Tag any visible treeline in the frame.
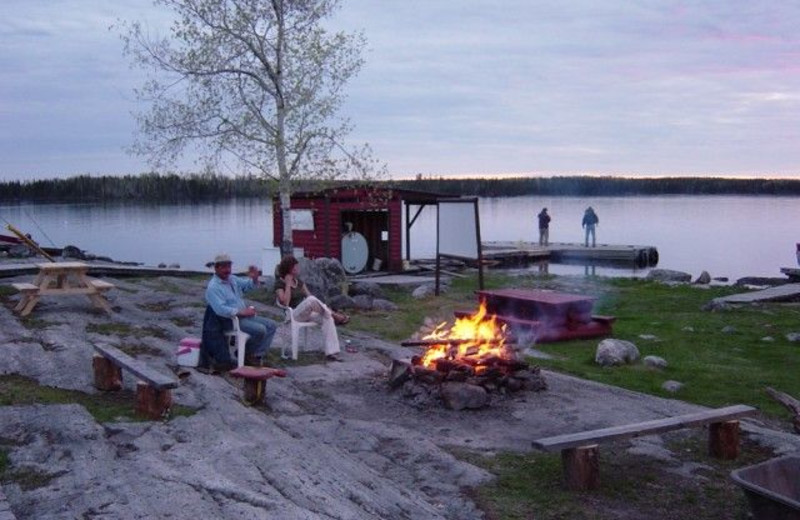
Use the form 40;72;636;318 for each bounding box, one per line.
1;173;799;202
0;173;273;202
391;176;800;197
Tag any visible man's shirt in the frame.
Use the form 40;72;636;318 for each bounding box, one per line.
205;274;255;318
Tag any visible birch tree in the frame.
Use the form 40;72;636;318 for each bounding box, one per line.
122;0;382;254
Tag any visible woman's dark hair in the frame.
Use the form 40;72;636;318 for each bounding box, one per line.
276;255;299;278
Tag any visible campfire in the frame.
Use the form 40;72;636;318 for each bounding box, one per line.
391;302;547;410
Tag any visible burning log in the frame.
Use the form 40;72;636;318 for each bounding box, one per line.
401;338;513;347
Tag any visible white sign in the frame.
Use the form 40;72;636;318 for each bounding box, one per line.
290;209;314;230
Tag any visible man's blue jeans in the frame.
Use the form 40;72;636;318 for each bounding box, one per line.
239;316;277;358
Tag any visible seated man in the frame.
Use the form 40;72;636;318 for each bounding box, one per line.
204;253;277;367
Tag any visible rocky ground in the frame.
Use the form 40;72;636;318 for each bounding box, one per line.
1;268;799;519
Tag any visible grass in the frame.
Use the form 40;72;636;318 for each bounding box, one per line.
117;342;164;358
87;322;169;339
456;434;772;520
532;278;800;418
136;301;172;312
170;316;196;327
0;374;195;423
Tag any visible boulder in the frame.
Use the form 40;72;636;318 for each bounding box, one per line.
643;355;668;369
328;294;356;311
786;332;800;343
646;269;691;283
694;271;711;284
638;334;658;341
761;336;775;342
299;257;347;302
7;244;33;258
372;298;398;311
595;339;640;366
412;285;435;299
440;382;489;410
61;245;86;260
349;281;384;299
662;380;684;393
351;294;374;310
721;326;736;334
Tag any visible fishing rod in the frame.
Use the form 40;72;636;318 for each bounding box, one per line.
24;209;57;247
5;223;55;262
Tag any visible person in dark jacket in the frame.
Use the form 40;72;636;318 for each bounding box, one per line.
582;207;599;247
204;253;277;369
198;305;237;372
537;208;551;246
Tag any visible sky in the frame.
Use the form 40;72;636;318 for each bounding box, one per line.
2;0;800;181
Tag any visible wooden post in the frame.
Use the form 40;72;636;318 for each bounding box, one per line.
93;355;122;391
562;445;599;490
242;379;266;406
708;420;739;459
135;382;172;420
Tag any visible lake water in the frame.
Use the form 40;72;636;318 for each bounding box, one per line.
1;195;797;281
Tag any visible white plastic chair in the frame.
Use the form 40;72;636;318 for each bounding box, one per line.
225;316;251;367
276;300;320;360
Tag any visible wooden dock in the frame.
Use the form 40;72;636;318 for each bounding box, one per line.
780;267;800;282
0;262;209;279
482;241;659;268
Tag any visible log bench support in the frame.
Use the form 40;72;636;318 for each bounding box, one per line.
92;344;178;420
533;404;757;491
229;366;288;406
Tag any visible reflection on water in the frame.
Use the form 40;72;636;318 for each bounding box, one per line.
1;195;798;280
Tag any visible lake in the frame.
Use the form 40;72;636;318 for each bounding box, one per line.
1;195;797;281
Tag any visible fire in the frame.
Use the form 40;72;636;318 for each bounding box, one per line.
419;301;509;368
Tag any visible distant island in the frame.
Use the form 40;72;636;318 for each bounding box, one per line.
0;173;799;202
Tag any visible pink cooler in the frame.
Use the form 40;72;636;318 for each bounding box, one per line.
177;337;201;367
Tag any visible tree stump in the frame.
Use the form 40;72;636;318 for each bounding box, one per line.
562;445;600;490
135;382;172;420
708;420;739;459
93;355;122;391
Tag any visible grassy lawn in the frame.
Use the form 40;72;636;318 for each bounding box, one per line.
346;272;798;519
535;278;800;418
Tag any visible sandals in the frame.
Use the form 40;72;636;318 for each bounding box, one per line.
333;313;350;326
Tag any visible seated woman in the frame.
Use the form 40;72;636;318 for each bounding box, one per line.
274;255;349;362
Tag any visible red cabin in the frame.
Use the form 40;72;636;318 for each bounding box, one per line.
272;186;442;273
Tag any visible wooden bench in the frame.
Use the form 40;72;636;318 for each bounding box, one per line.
531;404;757;490
92;344;178;420
228;366;288;406
11;283;39;312
89;279;115;292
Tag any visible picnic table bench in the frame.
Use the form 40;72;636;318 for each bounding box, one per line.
92;344;178;420
532;404;758;490
13;262;115;316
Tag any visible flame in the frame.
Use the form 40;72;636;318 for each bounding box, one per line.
419;301;508;368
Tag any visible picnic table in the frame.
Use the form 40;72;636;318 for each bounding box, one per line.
474;288;614;342
12;261;115;316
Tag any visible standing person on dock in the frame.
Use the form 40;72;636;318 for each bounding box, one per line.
582;207;599;247
537;208;551;247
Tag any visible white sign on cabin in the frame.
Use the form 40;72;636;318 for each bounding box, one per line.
290;209;314;231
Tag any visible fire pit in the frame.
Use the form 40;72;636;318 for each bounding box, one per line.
391;303;547;410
